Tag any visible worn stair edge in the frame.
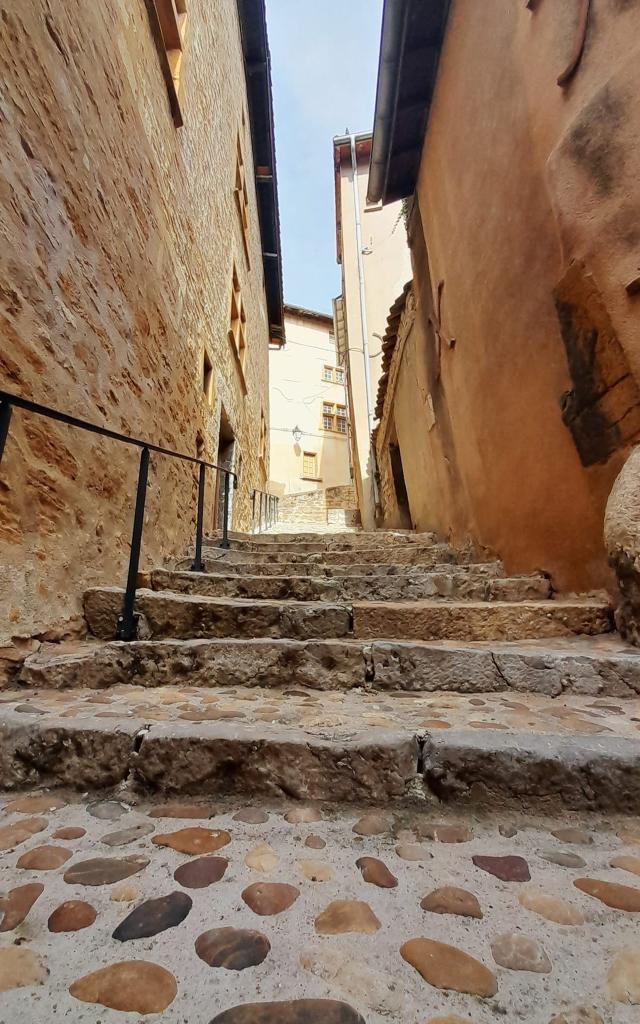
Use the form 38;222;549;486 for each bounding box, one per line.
19;637;640;698
83;587;352;642
151;567;552;604
133;726;419;802
0;716;138;791
1;709;639;810
202;532;439;553
423;730;640;812
186;559;504;579
200;545;464;566
353;600;614;642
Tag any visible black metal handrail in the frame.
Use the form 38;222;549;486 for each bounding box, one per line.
0;389;237;641
251;488;279;534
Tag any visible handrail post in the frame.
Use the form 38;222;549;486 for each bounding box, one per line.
116;446;150;641
191;462;206;572
258;491;263;534
251;489;256;534
219;470;231;549
0;400;12;465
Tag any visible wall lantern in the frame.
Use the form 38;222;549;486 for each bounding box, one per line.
292;425;303;443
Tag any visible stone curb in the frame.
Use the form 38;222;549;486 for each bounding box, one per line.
422;730;640;812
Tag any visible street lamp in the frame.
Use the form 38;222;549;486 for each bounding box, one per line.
292;425;302;443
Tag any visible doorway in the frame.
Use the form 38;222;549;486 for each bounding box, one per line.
388;421;411;529
214;405;237;531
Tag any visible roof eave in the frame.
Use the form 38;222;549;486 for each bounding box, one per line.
237;0;285;344
368;0;451;205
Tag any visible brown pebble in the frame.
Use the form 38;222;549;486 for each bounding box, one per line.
48;900;97;933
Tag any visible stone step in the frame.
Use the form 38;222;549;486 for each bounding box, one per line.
186;557;497;579
151;567;552;604
209;528;431;545
204;531;438;553
201;544;463;566
85;589;610;644
84;588;351;641
20;635;640;698
1;685;639;809
352;600;613;642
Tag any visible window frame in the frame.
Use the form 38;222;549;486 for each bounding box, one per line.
234;133;251;268
321;401;349;434
302;451;318;479
149;0;189;126
228;264;248;393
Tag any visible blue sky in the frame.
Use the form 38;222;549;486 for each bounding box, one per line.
266;0;384;315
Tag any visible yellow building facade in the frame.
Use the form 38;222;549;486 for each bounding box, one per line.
269;306;351;496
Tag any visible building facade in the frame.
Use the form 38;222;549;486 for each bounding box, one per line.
368;0;640;594
333;133;412;530
269;305;351;496
0;0;283;644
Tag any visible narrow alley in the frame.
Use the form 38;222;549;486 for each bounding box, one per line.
2;1;640;1022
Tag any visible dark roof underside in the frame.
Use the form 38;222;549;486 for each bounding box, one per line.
237;0;285;343
368;0;450;205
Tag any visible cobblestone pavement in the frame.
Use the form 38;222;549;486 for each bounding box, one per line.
3;685;639;738
0;792;639;1022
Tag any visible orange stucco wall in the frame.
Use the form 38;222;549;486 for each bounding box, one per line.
392;0;640;592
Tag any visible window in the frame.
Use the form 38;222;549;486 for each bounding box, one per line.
153;0;188;120
321;365;345;384
303;452;317;478
202;349;213;404
234;134;251;266
321;402;348;433
228;264;247;385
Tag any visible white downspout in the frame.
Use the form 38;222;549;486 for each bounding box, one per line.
349;133;380;511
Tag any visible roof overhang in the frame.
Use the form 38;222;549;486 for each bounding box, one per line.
284;303;333;327
368;0;451;205
237;0;285;345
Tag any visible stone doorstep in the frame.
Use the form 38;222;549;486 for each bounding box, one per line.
0;698;639;809
353;600;614;643
83;588;352;642
19;635;640;697
150;568;552;604
200;544;462;566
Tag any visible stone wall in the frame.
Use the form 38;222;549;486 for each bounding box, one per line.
279;486;360;526
0;0;271;643
385;0;640;593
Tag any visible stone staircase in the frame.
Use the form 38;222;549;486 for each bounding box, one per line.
3;528;640;810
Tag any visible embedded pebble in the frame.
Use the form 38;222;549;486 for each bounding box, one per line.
113;892;192;940
356;856;397;889
242;882;300;916
401;937;497;996
574;878;640;912
491;933;552;973
69;960;177;1013
315;900;381;935
48;900;97;933
421;886;482;919
196;927;271;970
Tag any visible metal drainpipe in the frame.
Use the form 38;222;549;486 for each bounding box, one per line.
349;133;380;510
